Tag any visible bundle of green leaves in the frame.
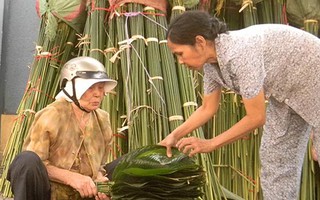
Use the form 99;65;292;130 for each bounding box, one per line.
109;145;206;200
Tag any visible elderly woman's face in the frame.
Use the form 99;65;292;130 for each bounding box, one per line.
79;82;105;111
167;39;207;70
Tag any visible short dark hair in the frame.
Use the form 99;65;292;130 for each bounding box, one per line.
167;11;228;45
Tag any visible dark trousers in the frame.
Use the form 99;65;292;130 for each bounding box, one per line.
7;151;122;200
7;151;51;200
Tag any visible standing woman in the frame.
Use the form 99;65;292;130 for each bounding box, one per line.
160;10;320;200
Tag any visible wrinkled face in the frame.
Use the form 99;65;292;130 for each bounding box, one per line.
79;82;105;111
167;39;207;70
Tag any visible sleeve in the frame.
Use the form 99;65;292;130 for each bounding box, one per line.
203;63;220;94
23;106;60;165
232;37;266;99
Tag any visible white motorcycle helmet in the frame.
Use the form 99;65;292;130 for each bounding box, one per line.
55;56;117;111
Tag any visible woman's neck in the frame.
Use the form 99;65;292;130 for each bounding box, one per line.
207;41;218;64
72;103;91;130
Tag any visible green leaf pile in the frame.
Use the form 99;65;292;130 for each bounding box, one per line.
111;145;206;200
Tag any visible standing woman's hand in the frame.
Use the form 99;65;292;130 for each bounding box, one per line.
176;137;215;157
160;90;222;157
159;133;179;157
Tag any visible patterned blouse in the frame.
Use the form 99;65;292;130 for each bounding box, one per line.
204;24;320;127
23;98;113;198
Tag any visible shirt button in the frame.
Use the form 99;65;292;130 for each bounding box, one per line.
284;99;289;104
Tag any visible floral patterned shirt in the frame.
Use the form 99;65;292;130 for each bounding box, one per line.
23;98;113;198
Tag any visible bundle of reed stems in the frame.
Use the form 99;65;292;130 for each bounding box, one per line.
0;15;79;198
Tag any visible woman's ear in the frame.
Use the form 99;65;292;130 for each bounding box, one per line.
195;35;207;50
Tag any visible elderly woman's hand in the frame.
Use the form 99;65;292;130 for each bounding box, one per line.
94;171;111;200
95;192;111;200
67;172;98;198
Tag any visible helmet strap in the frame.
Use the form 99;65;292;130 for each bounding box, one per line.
62;79;90;113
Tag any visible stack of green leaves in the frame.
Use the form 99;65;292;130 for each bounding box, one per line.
110;145;205;200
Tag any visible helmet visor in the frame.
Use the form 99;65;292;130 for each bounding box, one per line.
76;71;109;79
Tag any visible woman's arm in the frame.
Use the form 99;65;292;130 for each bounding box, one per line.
177;89;266;156
173;88;222;138
210;89;266;147
160;88;222;156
